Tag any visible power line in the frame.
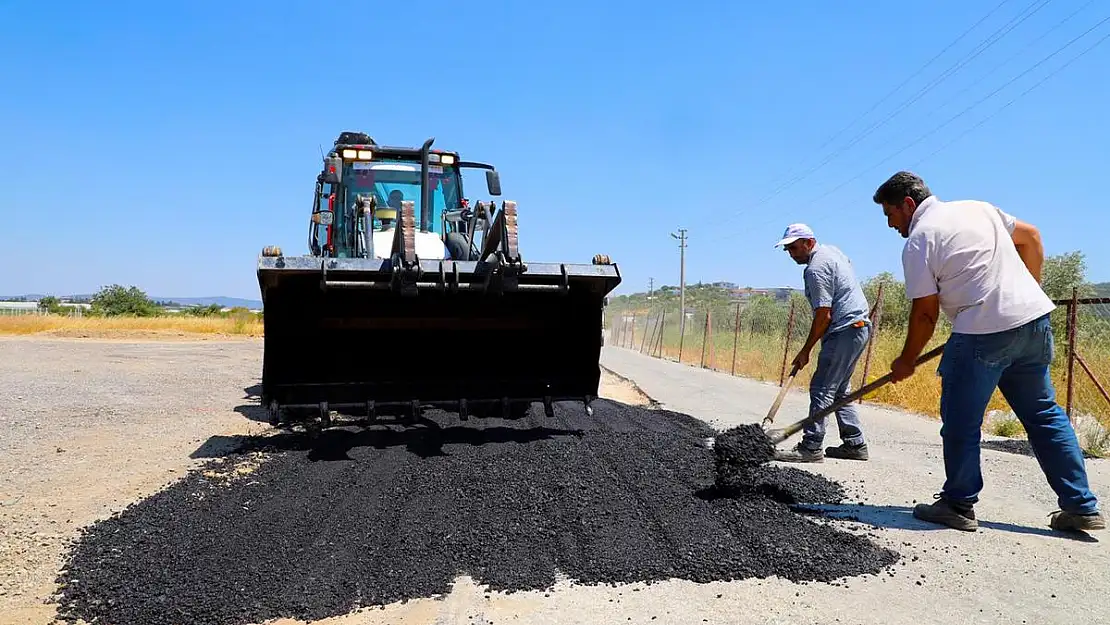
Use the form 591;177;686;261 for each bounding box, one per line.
798;12;1110;208
771;0;1017;184
901;0;1099;128
714;0;1054;231
909;25;1110;169
705;12;1110;243
763;0;1042;199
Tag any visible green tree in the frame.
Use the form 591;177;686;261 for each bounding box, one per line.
89;285;158;317
184;303;224;317
38;296;62;314
743;293;788;335
862;272;908;332
1041;251;1095;300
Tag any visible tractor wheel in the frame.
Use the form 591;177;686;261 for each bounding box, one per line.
445;232;474;261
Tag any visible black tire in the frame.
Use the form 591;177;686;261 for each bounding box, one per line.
445;232;474;261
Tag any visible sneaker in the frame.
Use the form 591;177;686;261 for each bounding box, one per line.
825;442;869;461
913;495;978;531
1049;510;1106;532
774;444;824;463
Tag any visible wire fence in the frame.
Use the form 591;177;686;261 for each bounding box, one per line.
0;307;86;317
605;286;1110;452
1063;295;1110;452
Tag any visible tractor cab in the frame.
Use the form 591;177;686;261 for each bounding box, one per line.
309;133;502;262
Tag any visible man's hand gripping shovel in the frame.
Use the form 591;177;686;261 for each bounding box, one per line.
762;344;946;446
762;363;801;429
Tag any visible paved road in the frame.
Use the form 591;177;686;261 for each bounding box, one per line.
601;345;1110;625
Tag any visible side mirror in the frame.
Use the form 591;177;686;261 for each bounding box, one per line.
486;170;502;196
323;156;343;184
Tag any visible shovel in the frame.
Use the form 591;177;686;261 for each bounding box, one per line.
762;363;800;428
763;343;946;445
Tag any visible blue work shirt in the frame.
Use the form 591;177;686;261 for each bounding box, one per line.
802;243;871;334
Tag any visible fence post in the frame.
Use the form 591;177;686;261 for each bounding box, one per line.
648;313;662;355
858;281;885;403
731;302;741;376
638;312;651;353
678;310;687;363
652;308;661;357
629;313;636;349
1066;287;1078;421
780;299;796;385
700;310;712;368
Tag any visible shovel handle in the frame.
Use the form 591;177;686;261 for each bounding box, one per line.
767;343;946;444
762;363;800;426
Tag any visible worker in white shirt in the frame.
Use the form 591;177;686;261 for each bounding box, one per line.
873;170;1103;533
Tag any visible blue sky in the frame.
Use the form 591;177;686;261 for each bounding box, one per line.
2;0;1108;300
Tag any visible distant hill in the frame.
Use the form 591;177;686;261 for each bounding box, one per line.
1093;282;1110;298
1;294;263;309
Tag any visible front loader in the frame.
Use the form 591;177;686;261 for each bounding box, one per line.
256;131;621;429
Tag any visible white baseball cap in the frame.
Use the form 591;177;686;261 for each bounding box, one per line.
774;223;816;247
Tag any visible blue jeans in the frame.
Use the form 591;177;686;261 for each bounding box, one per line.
801;322;870;451
937;313;1099;514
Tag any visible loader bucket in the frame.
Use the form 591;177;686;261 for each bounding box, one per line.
256;254;621;420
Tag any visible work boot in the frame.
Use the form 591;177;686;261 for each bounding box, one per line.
1048;510;1107;532
773;444;824;463
913;495;978;531
825;442;869;461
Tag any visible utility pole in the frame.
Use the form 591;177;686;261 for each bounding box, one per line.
670;228;687;338
648;277;654;304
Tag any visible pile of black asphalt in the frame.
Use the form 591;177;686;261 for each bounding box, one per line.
712;423;777;473
52;400;900;625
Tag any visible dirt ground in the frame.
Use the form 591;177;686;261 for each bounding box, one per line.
0;336;656;625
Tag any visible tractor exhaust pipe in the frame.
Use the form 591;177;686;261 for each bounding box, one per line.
420;137;434;232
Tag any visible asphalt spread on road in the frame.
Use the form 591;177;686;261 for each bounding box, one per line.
52;400;900;625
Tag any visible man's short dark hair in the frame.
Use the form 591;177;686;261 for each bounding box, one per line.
873;171;931;206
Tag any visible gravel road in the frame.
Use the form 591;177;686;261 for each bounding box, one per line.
601;345;1110;625
5;335;1105;625
0;336;890;625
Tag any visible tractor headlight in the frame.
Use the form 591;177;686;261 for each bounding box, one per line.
440;154;455;165
340;149;373;160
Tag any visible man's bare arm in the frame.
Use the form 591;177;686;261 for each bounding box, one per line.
899;295;940;362
801;307;831;355
891;294;941;382
1011;220;1045;283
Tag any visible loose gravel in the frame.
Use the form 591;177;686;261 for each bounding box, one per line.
712;423;776;480
713;465;847;506
53;401;899;625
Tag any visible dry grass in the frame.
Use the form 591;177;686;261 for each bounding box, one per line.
0;314;263;338
629;322;1108;431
